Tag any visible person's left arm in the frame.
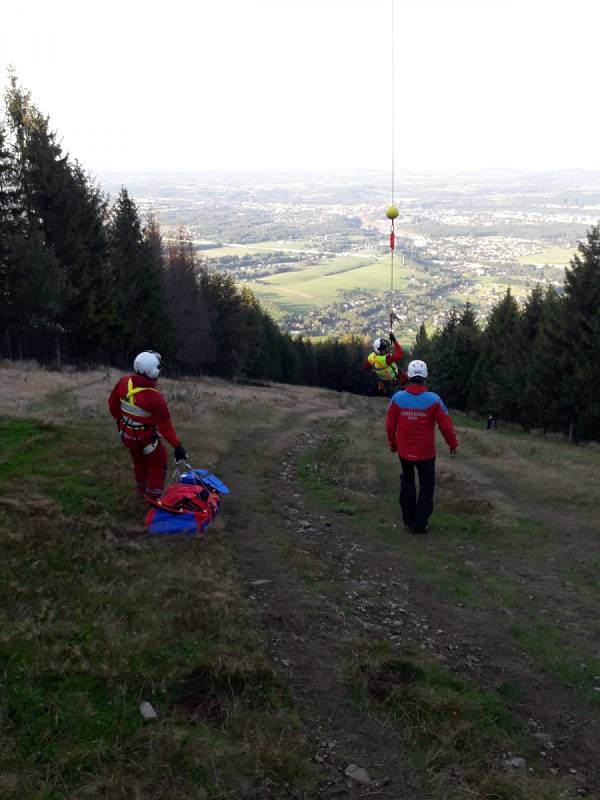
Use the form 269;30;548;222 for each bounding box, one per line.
386;335;404;365
150;392;182;448
434;398;458;453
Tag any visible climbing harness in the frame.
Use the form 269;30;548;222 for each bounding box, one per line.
368;352;400;384
119;378;160;452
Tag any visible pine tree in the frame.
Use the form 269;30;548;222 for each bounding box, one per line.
165;225;206;369
412;322;430;361
108;190;171;360
296;336;318;385
5;75;111;359
143;215;174;357
468;290;522;419
0;117;63;359
558;225;600;439
522;288;566;432
427;306;480;410
197;269;245;378
521;284;545;345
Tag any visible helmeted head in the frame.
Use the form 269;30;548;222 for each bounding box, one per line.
133;351;162;380
407;359;428;379
373;337;391;355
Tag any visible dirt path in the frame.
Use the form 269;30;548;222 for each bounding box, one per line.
214;405;599;799
221;411;426;799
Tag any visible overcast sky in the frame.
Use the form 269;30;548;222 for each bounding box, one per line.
3;0;599;174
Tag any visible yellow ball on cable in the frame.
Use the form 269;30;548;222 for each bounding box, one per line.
386;205;399;220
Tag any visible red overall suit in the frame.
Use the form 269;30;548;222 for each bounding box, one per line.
108;374;182;501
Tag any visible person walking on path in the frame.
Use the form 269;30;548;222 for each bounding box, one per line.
108;351;187;503
386;359;457;534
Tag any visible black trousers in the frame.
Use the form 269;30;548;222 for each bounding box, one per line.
399;457;436;532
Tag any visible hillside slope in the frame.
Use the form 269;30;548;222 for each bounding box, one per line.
0;363;597;800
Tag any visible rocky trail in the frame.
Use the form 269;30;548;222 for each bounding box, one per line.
220;409;600;799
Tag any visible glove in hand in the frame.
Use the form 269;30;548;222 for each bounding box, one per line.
174;444;187;462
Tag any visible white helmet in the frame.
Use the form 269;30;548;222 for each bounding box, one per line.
133;351;162;380
407;359;428;379
373;337;390;355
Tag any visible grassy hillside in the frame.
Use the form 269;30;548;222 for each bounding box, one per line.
0;363;597;800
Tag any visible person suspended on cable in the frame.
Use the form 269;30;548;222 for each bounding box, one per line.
364;331;407;389
108;351;188;503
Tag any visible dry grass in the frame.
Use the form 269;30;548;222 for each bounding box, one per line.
454;425;600;520
1;364;598;800
0;366;317;799
298;406;600;717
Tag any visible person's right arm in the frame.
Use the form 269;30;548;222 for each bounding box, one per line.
108;380;123;420
386;400;399;452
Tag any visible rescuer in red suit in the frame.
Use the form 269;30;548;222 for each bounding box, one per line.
108;351;187;502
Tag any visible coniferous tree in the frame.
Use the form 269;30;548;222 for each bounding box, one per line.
197;269;246;378
427;307;480;410
108;190;171;360
557;226;600;439
5;75;111;359
296;336;318;386
468;290;522;419
0;117;63;359
0;122;16;347
281;332;303;384
520;284;545;345
165;225;206;369
235;286;268;379
143;215;173;357
412;322;430;362
522;287;565;432
259;316;285;382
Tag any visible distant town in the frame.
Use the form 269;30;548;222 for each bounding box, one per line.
99;168;600;342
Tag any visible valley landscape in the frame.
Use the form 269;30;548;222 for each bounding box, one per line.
99;168;600;341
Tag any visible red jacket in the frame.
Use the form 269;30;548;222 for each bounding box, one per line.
386;384;458;461
108;374;181;449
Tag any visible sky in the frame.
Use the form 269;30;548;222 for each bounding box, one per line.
2;0;600;174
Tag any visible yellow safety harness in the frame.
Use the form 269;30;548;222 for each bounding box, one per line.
119;379;160;454
368;352;399;383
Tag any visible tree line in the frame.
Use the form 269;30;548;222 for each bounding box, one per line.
412;227;600;442
0;75;371;389
1;75;599;441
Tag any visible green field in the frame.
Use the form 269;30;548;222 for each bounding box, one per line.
245;255;418;311
199;240;318;259
517;246;576;266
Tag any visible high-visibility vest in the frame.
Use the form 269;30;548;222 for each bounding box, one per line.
119;379;161;454
119;378;157;421
368;352;399;383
